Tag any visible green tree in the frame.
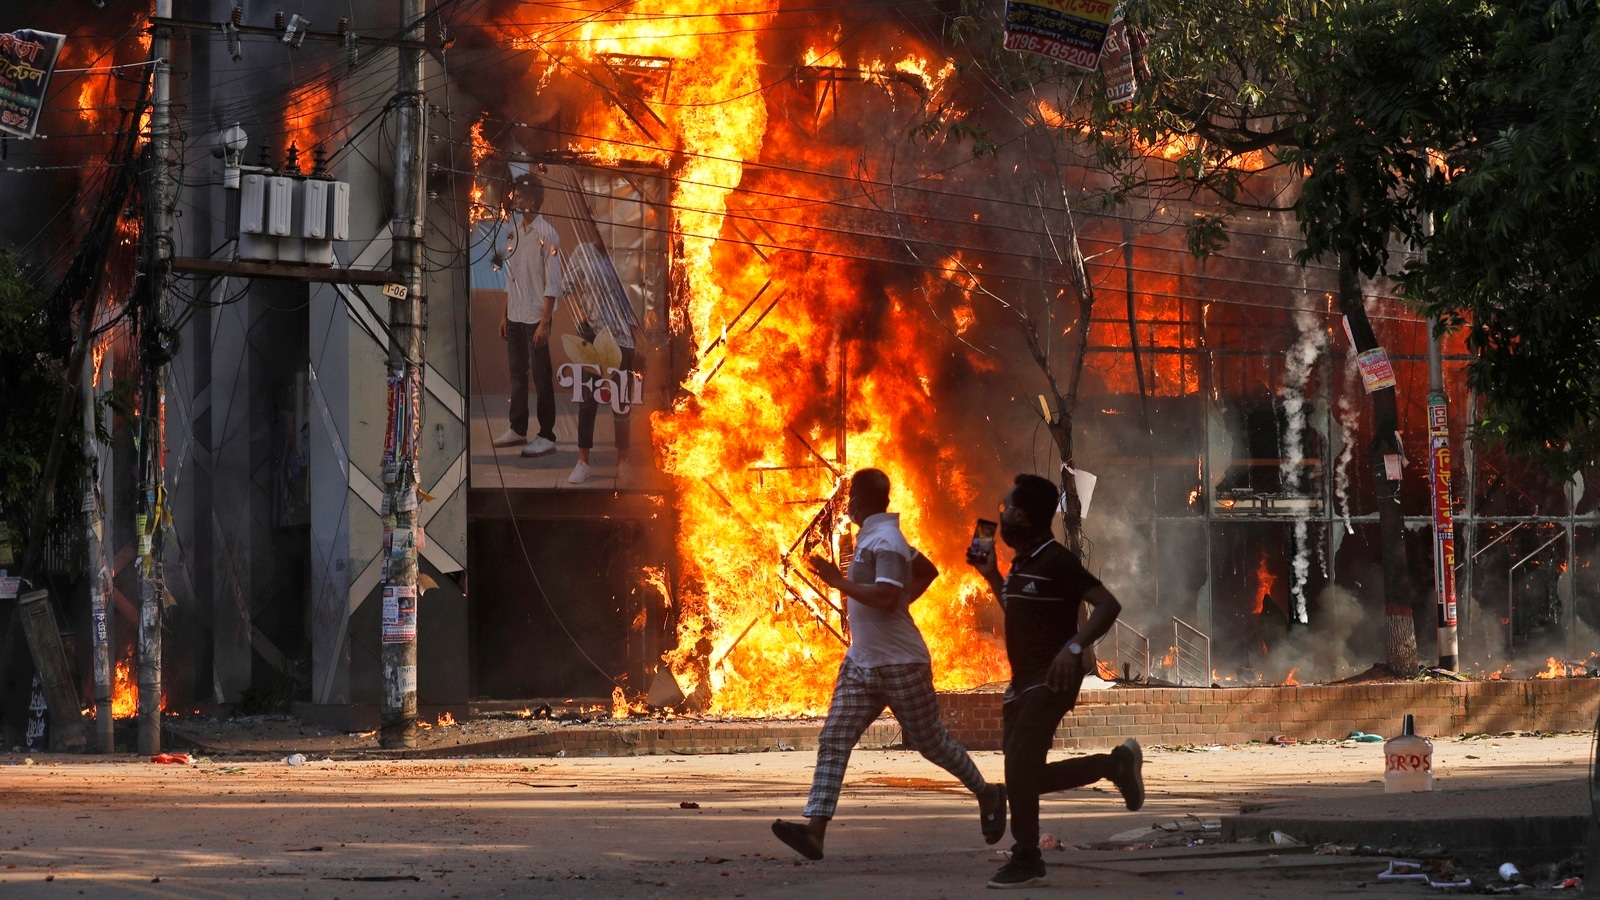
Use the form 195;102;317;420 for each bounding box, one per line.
1389;0;1600;476
0;248;82;559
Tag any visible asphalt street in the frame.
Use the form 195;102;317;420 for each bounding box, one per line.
0;733;1589;898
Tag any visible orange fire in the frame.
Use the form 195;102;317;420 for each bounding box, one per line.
1254;551;1276;615
1534;657;1567;679
469;118;493;223
482;1;1013;715
478;2;1260;716
436;711;457;727
281;81;336;167
1097;659;1118;680
1284;668;1300;686
107;653;166;718
611;684;652;719
1161;647;1176;668
111;657;138;719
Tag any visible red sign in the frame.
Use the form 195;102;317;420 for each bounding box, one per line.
1428;398;1458;627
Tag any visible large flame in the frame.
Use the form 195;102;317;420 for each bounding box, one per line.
470;2;1254;715
495;2;1013;715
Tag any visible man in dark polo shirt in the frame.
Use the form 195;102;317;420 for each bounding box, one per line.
970;473;1145;889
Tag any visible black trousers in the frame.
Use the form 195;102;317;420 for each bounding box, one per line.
506;320;556;442
576;344;634;452
1003;681;1118;866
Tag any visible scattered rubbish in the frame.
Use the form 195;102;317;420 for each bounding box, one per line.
703;856;729;864
323;875;422;882
287;846;324;853
284;753;307;766
1039;833;1064;850
1314;843;1355;855
679;801;700;809
23;757;35;765
1269;734;1298;746
1429;876;1472;889
509;782;577;789
149;753;192;765
1346;732;1385;743
1425;668;1467;682
1270;831;1304;846
1554;877;1582;890
1499;863;1521;882
1378;861;1430;882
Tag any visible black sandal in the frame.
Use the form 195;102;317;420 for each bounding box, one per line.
981;784;1008;845
771;819;824;860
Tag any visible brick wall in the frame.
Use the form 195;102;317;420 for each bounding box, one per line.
937;679;1600;750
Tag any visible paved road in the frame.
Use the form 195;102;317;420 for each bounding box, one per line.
0;733;1589;898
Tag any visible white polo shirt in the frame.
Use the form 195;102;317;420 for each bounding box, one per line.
501;212;562;325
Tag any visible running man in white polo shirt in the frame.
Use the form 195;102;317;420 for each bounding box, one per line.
771;468;1006;860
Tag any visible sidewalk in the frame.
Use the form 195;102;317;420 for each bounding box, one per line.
1223;777;1589;865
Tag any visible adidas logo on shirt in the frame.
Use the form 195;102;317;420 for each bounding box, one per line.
1022;581;1038;594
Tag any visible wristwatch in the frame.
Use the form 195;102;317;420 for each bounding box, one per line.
1067;641;1084;656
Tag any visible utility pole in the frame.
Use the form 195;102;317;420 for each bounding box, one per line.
139;0;177;755
84;351;114;753
1426;323;1459;671
379;0;428;749
1420;213;1458;672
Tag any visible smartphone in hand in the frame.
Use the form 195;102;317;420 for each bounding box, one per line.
966;518;997;565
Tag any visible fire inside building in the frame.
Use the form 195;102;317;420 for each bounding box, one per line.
0;0;1596;749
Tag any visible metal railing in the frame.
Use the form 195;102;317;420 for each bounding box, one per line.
1172;616;1211;687
1098;620;1149;684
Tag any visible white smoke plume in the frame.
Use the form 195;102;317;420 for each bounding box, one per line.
1333;335;1359;536
1280;299;1322;623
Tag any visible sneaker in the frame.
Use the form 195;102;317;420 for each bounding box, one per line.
1110;738;1145;811
520;436;556;457
568;460;590;484
491;427;525;448
986;859;1046;889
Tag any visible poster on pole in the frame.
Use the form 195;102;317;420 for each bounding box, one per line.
1356;347;1398;392
0;30;66;138
1427;397;1458;627
1002;0;1119;71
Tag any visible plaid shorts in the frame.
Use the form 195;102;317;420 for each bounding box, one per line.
802;658;987;819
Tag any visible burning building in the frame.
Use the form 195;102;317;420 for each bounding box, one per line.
2;0;1597;745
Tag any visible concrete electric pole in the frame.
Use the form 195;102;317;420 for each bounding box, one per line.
138;0;177;756
1426;322;1459;672
379;0;428;749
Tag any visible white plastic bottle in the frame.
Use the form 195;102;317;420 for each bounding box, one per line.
1384;714;1433;793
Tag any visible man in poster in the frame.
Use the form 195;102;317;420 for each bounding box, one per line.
491;173;564;458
